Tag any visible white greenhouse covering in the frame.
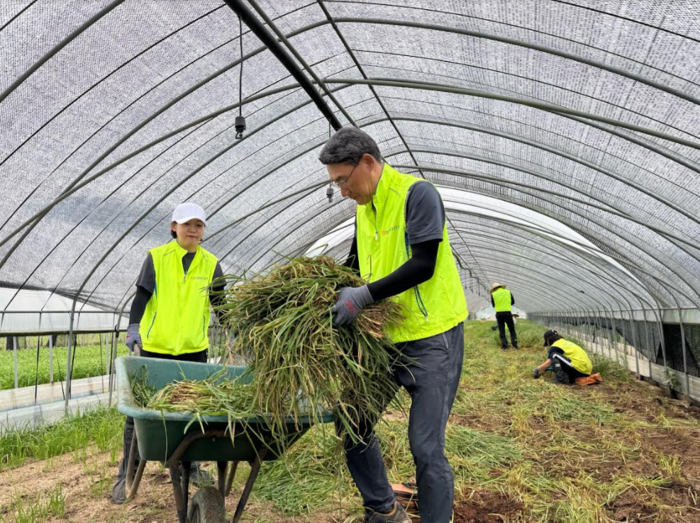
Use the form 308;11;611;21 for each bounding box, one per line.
0;287;128;333
1;0;699;333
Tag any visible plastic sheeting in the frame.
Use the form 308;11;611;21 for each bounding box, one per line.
0;287;128;333
2;0;700;331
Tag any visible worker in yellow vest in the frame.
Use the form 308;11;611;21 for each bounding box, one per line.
111;202;225;504
534;330;601;385
320;127;467;523
490;283;518;349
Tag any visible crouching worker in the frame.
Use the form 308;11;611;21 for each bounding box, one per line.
533;330;601;385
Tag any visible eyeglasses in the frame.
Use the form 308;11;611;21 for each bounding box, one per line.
331;162;358;188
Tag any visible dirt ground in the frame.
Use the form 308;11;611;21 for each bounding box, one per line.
0;449;341;523
3;353;700;522
543;380;700;523
453;490;524;522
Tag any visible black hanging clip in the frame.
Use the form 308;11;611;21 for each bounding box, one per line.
235;115;246;139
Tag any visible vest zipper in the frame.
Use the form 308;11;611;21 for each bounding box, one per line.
147;312;157;339
372;202;379;241
413;287;429;322
404;232;429;322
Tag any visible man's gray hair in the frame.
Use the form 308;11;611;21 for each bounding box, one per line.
318;127;383;166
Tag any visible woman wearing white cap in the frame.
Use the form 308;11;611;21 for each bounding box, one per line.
111;202;225;504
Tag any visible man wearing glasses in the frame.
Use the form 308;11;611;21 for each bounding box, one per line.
319;127;467;523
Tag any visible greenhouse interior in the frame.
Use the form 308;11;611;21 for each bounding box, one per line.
1;1;700;522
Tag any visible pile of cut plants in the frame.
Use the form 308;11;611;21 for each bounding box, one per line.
133;256;404;444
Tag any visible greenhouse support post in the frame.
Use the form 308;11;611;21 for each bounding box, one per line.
49;335;54;384
65;317;75;412
610;309;619;360
627;308;641;379
677;304;690;395
108;326;118;407
100;332;105;393
655;307;668;370
105;332;110;393
13;336;18;389
643;308;653;378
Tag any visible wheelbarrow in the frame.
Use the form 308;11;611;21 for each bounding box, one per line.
115;356;335;523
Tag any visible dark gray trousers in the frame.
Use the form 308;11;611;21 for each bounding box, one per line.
344;322;464;523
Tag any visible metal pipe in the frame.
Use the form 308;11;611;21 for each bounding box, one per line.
669;297;691;395
448;227;656;313
65;320;74;411
13;336;18;389
329;17;700;108
643;308;653;378
222;0;343;130
598;310;608;357
325;78;700;150
0;0;125;105
49;335;54;384
628;308;641;379
395;150;700;254
680;308;690;396
596;309;608;357
108;327;118;407
447;210;700;310
394;160;700;254
442;219;660;314
100;332;105;393
656;307;668;370
0;77;324;259
246;0;356;127
610;309;619;360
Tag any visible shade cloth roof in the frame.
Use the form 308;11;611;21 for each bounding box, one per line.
2;0;699;330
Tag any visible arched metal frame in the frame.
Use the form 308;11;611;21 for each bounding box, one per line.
2;1;700;402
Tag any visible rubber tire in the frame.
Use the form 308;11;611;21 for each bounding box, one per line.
187;487;226;523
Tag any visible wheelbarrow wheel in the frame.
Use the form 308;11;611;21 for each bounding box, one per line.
187;487;226;523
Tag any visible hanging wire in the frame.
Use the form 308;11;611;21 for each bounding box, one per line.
238;14;243;117
326;121;334;202
235;13;246;139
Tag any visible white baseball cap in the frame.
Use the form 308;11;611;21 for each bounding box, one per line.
172;202;207;226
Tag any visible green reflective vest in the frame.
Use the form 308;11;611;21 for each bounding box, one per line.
551;339;592;375
492;287;512;312
139;242;218;356
356;164;468;343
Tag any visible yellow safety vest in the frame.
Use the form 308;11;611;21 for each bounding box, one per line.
492;287;512;312
551;339;593;375
356;164;468;342
139;242;218;356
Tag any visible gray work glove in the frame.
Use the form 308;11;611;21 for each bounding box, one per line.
332;286;374;326
125;323;141;352
533;367;540;379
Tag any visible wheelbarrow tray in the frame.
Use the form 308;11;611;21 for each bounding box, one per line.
115;356;334;463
